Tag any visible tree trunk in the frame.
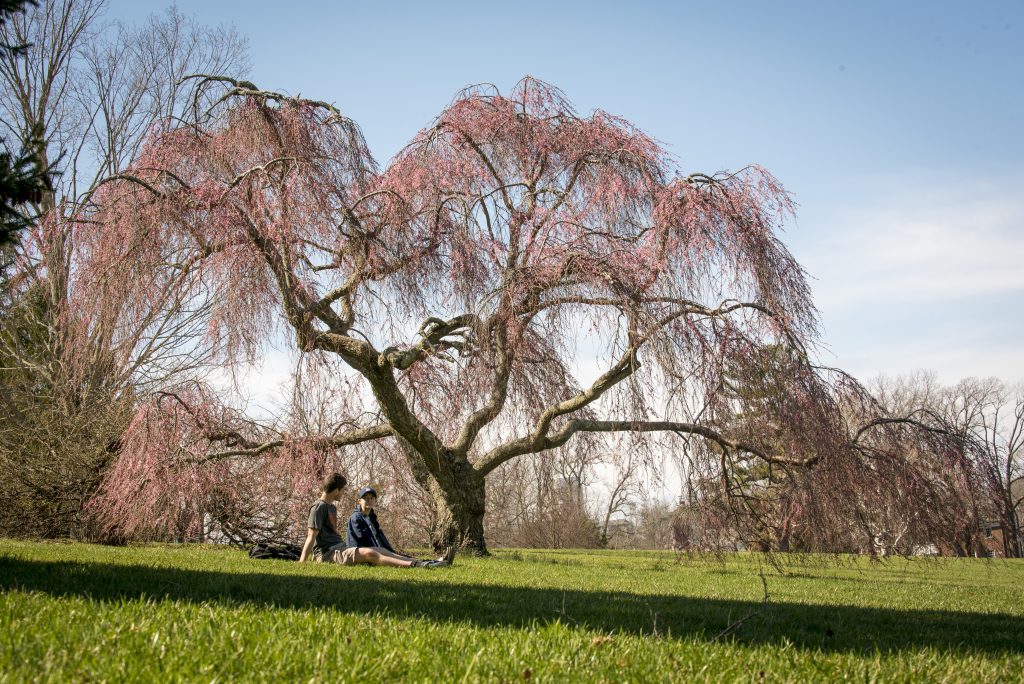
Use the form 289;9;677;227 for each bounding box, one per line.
1001;497;1022;558
428;471;488;560
394;438;489;561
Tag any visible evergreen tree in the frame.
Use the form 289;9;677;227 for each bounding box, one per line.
0;1;51;248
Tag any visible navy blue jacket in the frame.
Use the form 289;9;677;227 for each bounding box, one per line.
346;505;394;552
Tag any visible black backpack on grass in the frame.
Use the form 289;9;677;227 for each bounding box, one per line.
248;542;302;561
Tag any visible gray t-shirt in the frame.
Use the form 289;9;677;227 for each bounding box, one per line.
308;500;343;553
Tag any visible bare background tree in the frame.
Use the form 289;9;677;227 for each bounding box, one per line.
941;377;1022;557
0;0;249;539
598;442;644;547
668;371;1021;558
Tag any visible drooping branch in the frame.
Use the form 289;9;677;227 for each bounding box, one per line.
183;74;354;127
151;388;394;464
197;423;394;463
477;417;817;478
499;300;777;460
851;410;966;448
524;297;775;321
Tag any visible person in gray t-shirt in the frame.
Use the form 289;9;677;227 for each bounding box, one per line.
307;497;345;557
299;472;444;568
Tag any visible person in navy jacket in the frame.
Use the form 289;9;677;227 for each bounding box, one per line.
347;487;449;567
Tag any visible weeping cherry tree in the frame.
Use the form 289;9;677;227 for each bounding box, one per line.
87;76;908;556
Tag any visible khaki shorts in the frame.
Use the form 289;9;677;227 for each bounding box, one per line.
315;544;359;566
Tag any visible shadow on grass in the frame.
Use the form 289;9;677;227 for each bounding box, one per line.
1;555;1022;655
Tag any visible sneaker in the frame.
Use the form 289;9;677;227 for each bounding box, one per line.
425;560;450;568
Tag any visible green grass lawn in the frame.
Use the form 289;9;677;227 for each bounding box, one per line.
1;541;1023;682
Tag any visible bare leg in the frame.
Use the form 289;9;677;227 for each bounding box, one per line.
371;547;420;562
353;548;416;567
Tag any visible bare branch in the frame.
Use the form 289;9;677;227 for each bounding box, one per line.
197;423;394;464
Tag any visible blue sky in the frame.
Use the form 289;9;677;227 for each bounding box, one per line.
110;0;1024;385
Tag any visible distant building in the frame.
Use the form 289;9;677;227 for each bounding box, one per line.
606;518;635;537
975;478;1024;558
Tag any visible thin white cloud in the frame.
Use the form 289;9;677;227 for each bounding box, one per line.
802;174;1024;311
796;171;1024;383
828;338;1023;386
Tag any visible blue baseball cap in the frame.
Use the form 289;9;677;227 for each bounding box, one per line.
357;487;378;499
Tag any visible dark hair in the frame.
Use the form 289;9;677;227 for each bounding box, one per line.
322;472;347;493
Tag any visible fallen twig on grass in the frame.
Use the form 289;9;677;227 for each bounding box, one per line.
713;568;770;641
553;590;579;624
